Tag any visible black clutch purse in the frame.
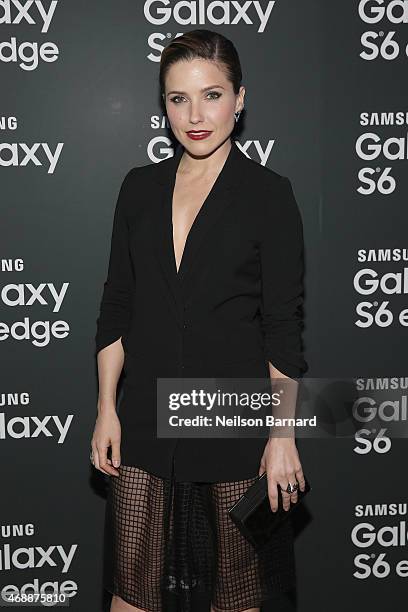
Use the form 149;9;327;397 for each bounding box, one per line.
228;472;311;550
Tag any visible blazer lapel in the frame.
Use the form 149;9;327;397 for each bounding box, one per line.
152;140;243;326
151;143;184;327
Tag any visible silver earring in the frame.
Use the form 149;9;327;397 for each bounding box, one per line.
234;111;241;123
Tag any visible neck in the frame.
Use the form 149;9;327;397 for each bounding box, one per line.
177;138;232;179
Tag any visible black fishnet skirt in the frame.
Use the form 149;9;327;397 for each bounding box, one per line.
103;456;296;612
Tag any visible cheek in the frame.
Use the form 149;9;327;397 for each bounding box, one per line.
167;106;184;125
208;102;234;123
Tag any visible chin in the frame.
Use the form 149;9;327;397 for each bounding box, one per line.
181;136;228;157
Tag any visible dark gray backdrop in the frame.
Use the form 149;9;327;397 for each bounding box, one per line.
1;0;406;610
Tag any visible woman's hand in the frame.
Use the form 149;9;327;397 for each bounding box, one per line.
258;438;306;512
91;402;121;477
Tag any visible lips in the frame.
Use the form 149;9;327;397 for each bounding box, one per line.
186;131;212;140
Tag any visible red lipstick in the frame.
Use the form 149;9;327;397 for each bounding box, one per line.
186;131;212;140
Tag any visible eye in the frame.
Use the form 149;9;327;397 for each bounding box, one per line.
169;95;185;104
169;91;222;104
206;91;222;100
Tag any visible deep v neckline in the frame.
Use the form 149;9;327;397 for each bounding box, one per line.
170;144;232;277
171;176;211;276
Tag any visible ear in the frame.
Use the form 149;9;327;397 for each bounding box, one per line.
236;85;246;113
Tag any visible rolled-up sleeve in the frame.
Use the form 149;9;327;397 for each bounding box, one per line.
260;175;308;379
95;168;136;356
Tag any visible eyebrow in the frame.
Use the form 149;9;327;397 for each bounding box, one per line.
166;85;225;96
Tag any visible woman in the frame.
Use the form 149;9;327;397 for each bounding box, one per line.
92;29;308;612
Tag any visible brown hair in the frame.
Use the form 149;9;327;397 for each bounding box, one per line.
159;29;242;99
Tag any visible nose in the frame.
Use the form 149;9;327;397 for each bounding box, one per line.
189;100;204;124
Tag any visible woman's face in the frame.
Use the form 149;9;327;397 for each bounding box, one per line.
164;58;244;155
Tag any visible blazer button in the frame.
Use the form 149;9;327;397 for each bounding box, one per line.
183;323;187;329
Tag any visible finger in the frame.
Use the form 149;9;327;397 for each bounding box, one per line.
97;445;116;476
290;488;299;503
258;454;266;477
279;483;292;511
105;457;120;477
93;448;105;473
91;443;97;469
99;446;119;476
289;490;298;504
287;472;299;503
295;467;306;492
267;475;279;513
111;441;121;469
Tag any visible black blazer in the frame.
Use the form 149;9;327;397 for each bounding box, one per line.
95;139;308;481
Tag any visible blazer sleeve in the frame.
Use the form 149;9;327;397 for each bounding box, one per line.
260;175;308;379
94;168;136;356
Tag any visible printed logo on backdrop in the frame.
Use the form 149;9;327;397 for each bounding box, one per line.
0;392;73;444
0;522;78;606
0;259;70;347
354;248;408;329
0;115;63;173
146;134;276;164
0;0;59;71
357;111;408;195
144;0;277;61
353;377;408;455
352;501;408;579
359;0;408;61
0;1;64;173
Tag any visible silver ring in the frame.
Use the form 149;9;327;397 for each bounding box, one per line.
286;482;299;494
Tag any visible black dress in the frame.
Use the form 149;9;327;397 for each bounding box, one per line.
102;462;297;612
96;140;307;611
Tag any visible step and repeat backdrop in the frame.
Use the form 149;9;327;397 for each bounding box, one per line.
1;1;406;610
